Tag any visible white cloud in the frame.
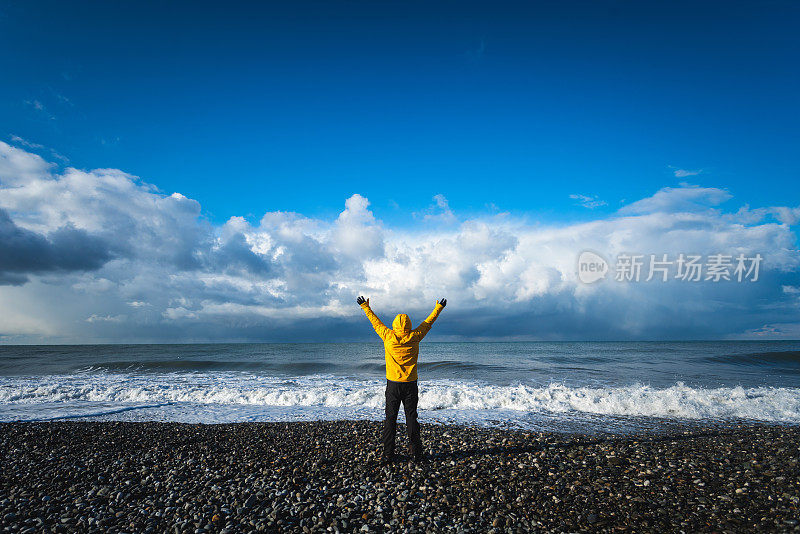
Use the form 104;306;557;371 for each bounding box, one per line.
569;194;607;209
9;135;44;150
332;193;383;258
733;322;800;339
86;314;126;323
417;194;457;224
0;141;799;341
619;183;731;215
24;99;56;121
0;142;53;186
163;307;198;320
25;100;45;112
673;168;701;178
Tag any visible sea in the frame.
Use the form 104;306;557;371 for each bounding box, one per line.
1;341;799;434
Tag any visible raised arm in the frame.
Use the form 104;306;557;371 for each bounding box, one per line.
357;296;391;341
412;298;446;341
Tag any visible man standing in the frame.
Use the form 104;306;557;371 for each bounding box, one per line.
356;296;447;464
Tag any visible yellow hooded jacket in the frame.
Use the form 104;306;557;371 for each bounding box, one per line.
360;301;445;382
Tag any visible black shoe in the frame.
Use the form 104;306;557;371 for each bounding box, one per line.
380;455;394;466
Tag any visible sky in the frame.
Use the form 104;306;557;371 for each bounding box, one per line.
0;1;799;342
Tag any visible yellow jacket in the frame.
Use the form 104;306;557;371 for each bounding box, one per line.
360;301;445;382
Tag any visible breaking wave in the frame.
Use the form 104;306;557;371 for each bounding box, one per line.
1;373;799;424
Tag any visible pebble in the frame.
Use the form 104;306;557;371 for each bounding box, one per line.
0;420;799;533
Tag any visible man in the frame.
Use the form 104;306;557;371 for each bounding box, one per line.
356;295;447;464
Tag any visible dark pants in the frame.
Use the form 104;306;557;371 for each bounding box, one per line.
382;379;423;459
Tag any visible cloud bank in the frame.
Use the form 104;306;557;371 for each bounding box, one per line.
0;141;799;342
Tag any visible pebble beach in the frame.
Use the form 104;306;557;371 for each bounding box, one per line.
1;421;799;533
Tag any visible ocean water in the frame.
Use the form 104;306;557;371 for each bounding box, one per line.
1;342;799;434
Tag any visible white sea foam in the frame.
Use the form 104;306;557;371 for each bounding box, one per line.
2;373;799;426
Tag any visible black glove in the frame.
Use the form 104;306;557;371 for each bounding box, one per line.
356;296;366;305
438;298;447;307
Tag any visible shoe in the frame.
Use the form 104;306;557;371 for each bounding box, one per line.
380;455;394;466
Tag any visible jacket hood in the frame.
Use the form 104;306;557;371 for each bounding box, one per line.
392;313;412;334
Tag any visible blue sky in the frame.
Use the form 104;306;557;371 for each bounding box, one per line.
2;1;799;226
0;1;799;342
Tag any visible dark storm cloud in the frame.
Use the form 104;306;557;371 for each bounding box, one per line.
0;208;112;285
207;233;274;276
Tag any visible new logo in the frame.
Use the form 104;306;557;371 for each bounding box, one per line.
577;251;609;284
